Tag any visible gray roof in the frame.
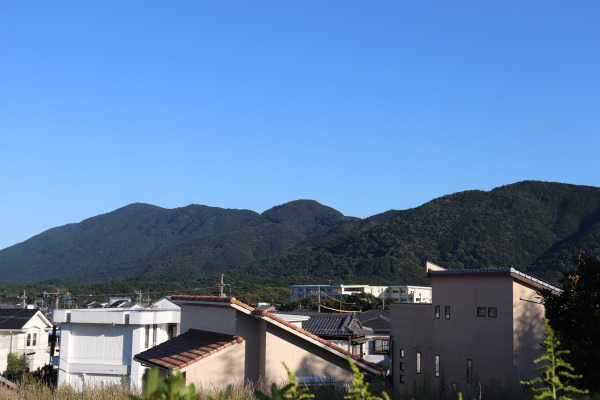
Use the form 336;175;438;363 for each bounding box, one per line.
428;267;561;293
0;309;40;330
357;310;390;333
298;313;373;338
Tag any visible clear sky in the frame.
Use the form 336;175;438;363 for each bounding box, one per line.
1;1;598;250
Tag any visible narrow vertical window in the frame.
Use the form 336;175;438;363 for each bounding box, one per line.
400;349;405;358
435;305;440;319
445;305;451;319
32;333;37;347
27;333;31;347
416;352;421;374
435;355;440;377
167;324;177;340
145;325;150;348
467;359;473;383
152;324;158;347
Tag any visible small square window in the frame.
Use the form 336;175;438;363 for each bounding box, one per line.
488;307;497;318
477;307;486;317
374;340;390;354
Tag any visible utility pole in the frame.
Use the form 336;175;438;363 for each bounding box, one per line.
216;274;230;297
43;290;71;310
318;285;321;313
18;290;27;309
134;290;143;303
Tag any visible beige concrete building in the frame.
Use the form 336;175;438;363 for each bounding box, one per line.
135;296;382;388
390;261;560;392
290;284;432;303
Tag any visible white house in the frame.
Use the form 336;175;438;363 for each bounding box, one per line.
0;309;53;374
53;304;180;390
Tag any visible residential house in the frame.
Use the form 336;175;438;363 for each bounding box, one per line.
53;303;180;390
357;309;390;369
0;309;53;374
134;296;383;388
273;311;374;358
390;261;561;391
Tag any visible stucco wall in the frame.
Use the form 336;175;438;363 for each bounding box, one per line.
185;343;246;387
263;322;355;386
391;274;518;391
512;281;546;380
179;304;236;335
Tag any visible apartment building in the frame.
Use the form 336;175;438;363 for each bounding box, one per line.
290;284;432;303
390;261;560;392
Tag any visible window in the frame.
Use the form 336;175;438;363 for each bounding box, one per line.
399;374;404;383
445;306;451;319
145;325;150;348
488;307;497;318
467;359;473;383
435;305;440;319
374;339;390;354
416;352;421;374
152;324;158;347
477;307;486;317
399;361;404;371
400;349;405;358
27;333;37;347
167;324;177;340
435;355;440;377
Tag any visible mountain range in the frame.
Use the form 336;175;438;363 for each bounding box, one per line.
1;181;599;287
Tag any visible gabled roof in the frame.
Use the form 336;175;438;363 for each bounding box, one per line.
134;329;243;371
171;296;383;374
286;312;373;338
357;310;390;333
0;309;50;330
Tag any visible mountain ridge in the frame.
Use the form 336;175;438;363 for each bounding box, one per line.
1;181;599;285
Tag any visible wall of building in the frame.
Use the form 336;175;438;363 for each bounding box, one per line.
512;281;546;380
185;343;246;387
263;322;355;386
179;304;236;335
392;275;519;392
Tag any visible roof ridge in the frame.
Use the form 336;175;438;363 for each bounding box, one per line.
173;296;383;373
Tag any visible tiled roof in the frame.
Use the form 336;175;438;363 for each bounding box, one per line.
0;309;39;330
134;329;243;371
357;310;390;333
299;313;373;338
171;296;383;374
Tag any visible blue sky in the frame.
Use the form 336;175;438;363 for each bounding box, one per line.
1;1;598;250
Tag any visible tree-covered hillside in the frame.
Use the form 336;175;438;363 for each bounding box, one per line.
234;181;600;286
1;181;599;287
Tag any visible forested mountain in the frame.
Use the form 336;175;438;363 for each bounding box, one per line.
1;181;599;287
240;181;600;286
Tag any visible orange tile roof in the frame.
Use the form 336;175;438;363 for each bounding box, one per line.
134;329;243;371
171;295;383;374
